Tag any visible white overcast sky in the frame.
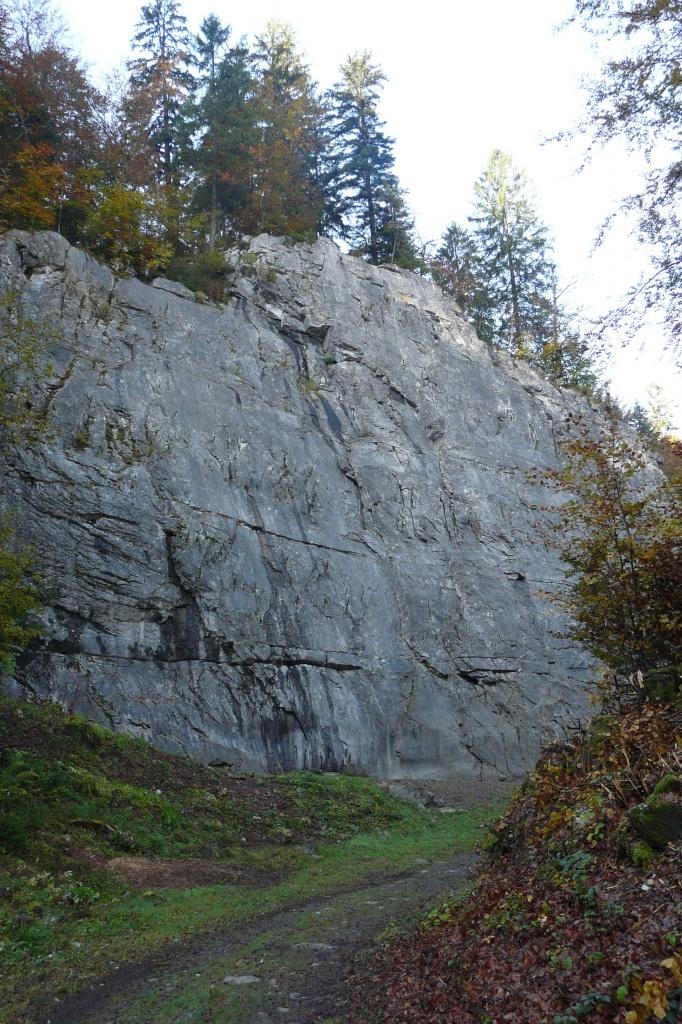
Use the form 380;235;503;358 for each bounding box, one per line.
55;0;682;431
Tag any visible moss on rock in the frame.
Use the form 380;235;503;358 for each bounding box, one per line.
628;796;682;849
641;665;682;704
630;839;654;871
651;773;681;799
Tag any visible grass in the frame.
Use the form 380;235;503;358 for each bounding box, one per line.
0;696;502;1023
297;375;321;398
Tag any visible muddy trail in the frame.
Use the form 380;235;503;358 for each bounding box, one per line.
45;852;476;1024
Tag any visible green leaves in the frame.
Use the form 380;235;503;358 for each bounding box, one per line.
469;149;554;357
0;515;41;674
536;409;682;674
0;301;52;672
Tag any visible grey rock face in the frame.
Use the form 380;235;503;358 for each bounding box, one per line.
0;229;595;779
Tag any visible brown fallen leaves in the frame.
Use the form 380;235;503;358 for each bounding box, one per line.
357;696;682;1024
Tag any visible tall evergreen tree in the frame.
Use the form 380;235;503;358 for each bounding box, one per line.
195;13;229;85
327;51;398;263
128;0;194;189
432;223;493;337
373;181;420;269
469;149;553;357
192;15;254;248
237;21;323;238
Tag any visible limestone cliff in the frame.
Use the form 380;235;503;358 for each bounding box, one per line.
0;229;594;778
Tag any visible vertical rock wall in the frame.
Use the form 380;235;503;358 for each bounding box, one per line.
0;229;594;778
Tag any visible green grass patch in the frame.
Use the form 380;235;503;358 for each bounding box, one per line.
0;695;502;1023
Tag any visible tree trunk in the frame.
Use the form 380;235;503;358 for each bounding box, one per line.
504;232;522;353
359;107;378;263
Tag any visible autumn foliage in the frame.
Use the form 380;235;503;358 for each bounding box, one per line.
533;412;682;676
359;691;682;1024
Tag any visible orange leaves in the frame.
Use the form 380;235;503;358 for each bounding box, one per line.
0;143;66;229
623;960;682;1023
84;183;173;276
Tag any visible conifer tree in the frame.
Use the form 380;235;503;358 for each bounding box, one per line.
469;150;553;357
432;223;493;338
327;51;400;263
192;15;254;248
194;13;229;249
128;0;194;189
238;21;323;238
373;181;420;269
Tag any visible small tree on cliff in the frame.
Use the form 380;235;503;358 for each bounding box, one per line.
533;410;682;676
0;300;49;671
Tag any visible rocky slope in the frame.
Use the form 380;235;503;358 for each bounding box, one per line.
0;229;594;778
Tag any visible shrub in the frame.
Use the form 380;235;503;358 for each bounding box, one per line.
166;249;230;301
532;410;682;675
0;517;41;674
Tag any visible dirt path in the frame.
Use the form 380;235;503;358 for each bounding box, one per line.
46;852;477;1024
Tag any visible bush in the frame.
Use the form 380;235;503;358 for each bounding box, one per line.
166;249;230;301
0;517;41;674
533;410;682;675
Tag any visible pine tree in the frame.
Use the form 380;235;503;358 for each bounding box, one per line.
469;150;553;357
238;21;323;238
327;51;399;263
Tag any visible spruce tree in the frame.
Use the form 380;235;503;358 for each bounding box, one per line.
238;21;323;238
128;0;194;189
469;150;553;357
373;181;420;269
327;51;400;263
193;15;254;249
432;223;493;338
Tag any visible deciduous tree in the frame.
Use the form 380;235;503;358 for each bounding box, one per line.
567;0;682;353
535;410;682;674
0;0;104;236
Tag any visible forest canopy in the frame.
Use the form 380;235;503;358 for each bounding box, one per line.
1;0;680;407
